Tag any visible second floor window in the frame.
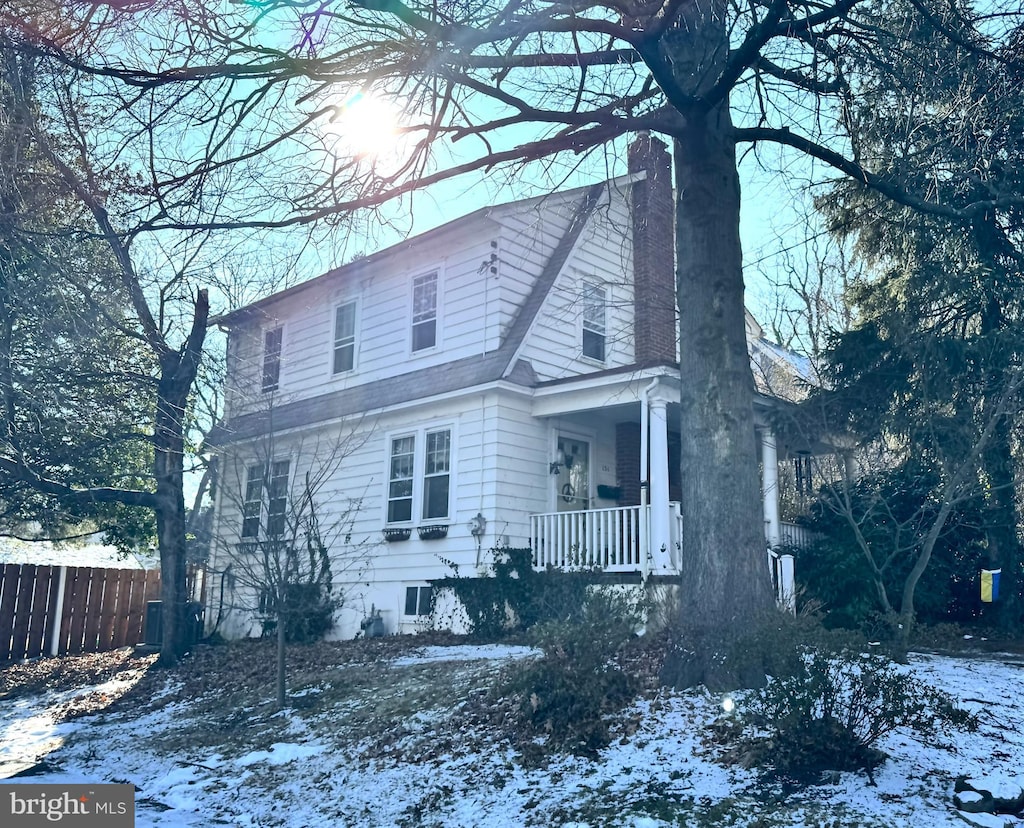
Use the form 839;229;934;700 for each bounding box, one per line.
262;327;283;391
582;282;607;362
412;271;438;352
333;301;357;374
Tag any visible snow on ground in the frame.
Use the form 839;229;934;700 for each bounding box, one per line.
390;644;540;666
2;644;1024;827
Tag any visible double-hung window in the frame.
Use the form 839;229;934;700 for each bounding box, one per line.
240;459;291;538
387;436;416;523
422;430;451;520
262;327;283;392
241;464;263;539
333;301;357;374
582;281;607;362
411;271;438;352
386;427;452;524
266;460;290;536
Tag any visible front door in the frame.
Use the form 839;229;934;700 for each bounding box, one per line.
556;436;590;512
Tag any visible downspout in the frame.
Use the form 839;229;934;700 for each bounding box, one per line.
640;378;658;507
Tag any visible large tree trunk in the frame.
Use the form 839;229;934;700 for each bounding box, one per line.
674;105;775;650
154;368;192;665
153;292;208;665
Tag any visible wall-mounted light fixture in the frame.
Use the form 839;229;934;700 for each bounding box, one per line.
549;449;574;475
469;512;486;537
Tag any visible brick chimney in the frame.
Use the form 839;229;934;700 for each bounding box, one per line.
628;133;676;365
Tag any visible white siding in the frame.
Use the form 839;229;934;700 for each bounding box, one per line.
512;186;636;381
211;386;563;639
223;215;503;418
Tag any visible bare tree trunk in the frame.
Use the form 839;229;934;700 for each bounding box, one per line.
276;613;287;709
674;105;774;654
153;292;209;665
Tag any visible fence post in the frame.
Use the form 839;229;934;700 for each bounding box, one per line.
49;566;68;657
779;554;796;615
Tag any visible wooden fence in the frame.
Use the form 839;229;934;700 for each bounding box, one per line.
0;564;202;662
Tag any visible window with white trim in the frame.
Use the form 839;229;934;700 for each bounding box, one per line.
262;327;283;391
404;586;432;617
411;271;438;352
333;301;357;374
240;459;291;538
582;281;607;362
386;427;452;524
266;460;290;536
241;463;263;539
423;430;451;520
387;436;416;523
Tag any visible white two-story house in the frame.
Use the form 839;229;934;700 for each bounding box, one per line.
206;135;816;639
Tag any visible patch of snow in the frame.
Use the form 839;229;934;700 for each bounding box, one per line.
955;811;1015;828
391;644;541;665
964;774;1024;802
234;742;325;767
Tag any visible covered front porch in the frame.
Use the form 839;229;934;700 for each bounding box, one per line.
526;366;823;605
530;502;804;603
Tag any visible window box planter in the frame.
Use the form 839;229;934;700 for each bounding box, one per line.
383;527;412;542
417;525;449;541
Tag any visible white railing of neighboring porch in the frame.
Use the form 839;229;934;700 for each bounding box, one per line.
779;521;816;550
767;547;797;613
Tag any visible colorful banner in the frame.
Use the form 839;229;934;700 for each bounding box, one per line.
981;569;1001;603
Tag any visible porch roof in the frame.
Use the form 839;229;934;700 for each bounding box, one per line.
531;364;680;417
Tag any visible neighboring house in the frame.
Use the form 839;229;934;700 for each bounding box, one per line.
207;135;821;639
0;534;158;570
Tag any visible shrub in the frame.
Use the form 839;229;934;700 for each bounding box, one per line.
796;460;990;630
432;548;590;637
740;631;976;779
504;588;643;754
280;582;336;643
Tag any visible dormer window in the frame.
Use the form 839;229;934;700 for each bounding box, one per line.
333;301;357;374
412;271;438;352
582;281;607;362
262;327;283;392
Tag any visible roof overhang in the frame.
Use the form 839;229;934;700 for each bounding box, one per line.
531;364;679;418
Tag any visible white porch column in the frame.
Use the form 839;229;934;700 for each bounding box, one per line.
761;429;781;548
843;450;860;487
649;397;671;571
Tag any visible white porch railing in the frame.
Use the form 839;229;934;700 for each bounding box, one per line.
530;506;812;581
531;505;645;572
530;503;684;574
